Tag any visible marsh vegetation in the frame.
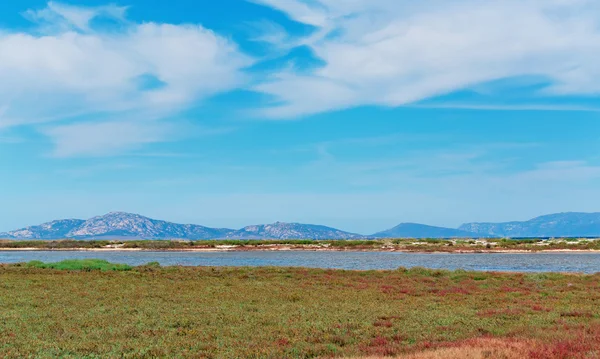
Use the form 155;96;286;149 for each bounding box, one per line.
0;261;599;358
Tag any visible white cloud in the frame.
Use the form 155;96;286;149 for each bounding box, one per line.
0;2;252;156
252;0;600;117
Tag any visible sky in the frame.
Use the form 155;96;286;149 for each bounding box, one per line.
1;0;600;234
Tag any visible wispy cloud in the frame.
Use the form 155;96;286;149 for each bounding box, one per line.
42;120;176;158
24;1;129;32
55;162;139;178
0;136;22;144
408;103;600;112
509;160;600;182
252;0;600;117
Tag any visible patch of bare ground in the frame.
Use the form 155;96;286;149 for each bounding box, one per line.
351;338;531;359
351;331;600;359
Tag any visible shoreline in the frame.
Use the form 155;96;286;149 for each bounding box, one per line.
1;246;600;254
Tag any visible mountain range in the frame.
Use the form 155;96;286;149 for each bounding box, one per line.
1;211;599;240
459;212;600;238
0;212;362;240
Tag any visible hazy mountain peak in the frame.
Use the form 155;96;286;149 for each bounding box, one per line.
98;211;147;219
372;223;481;239
226;222;362;240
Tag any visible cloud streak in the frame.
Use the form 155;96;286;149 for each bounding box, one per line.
42;120;176;157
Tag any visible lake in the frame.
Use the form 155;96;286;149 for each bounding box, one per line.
1;250;600;273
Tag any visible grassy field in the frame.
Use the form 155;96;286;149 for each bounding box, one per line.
1;238;600;252
0;261;599;358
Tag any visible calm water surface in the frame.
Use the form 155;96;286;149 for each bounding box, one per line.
1;250;600;273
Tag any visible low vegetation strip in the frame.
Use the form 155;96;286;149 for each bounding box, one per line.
0;263;599;358
25;259;133;271
1;238;600;252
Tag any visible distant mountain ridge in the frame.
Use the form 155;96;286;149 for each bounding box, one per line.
371;223;481;238
3;219;86;240
459;212;600;237
67;212;231;239
226;222;362;240
1;211;600;240
0;212;230;240
0;212;359;240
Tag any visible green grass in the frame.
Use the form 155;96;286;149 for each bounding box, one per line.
25;259;132;271
0;263;599;358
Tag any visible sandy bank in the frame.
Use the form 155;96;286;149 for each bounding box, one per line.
1;246;600;253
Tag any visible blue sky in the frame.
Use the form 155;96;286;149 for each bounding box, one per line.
1;0;599;234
